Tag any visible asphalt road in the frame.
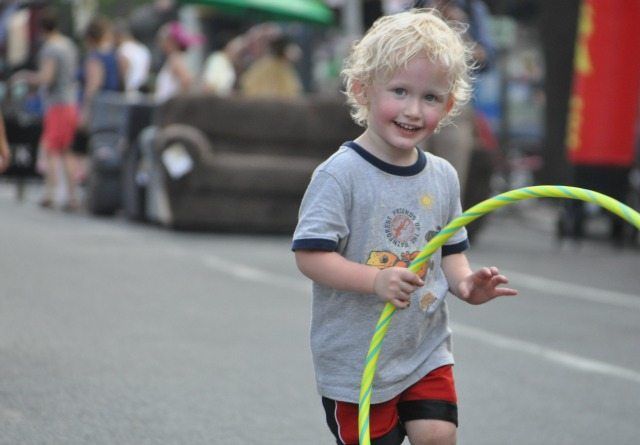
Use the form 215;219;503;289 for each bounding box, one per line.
1;183;639;444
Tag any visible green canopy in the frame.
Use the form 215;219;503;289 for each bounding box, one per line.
180;0;334;26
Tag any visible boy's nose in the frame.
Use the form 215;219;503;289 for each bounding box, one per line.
403;98;421;117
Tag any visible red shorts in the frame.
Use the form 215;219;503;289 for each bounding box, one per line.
322;365;457;445
40;104;79;153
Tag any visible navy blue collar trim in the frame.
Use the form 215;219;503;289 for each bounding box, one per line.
344;141;426;176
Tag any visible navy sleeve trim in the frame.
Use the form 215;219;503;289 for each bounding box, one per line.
442;239;469;256
291;238;338;252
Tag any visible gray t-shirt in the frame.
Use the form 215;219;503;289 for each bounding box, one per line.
38;35;78;108
292;141;468;404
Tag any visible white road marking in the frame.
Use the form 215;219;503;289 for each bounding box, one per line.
453;323;640;384
202;254;309;293
202;254;640;383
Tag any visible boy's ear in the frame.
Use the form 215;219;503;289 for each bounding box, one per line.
352;81;368;106
445;96;455;115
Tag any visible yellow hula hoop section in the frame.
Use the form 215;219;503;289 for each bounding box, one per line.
358;185;640;445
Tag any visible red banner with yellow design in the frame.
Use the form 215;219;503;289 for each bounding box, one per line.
566;0;640;166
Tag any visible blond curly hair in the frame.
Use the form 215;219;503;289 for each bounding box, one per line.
341;9;474;129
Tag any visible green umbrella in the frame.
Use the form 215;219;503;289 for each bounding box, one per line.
179;0;334;26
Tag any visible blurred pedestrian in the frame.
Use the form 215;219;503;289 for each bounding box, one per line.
0;111;10;173
154;21;201;103
416;0;496;195
128;0;178;53
293;10;516;445
238;34;303;99
236;22;281;74
74;16;121;184
12;8;80;210
114;19;151;94
418;0;494;71
79;16;121;128
201;35;243;96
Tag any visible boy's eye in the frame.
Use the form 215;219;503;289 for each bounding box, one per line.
392;88;406;96
424;94;439;103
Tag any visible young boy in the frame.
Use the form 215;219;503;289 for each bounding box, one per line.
292;9;517;445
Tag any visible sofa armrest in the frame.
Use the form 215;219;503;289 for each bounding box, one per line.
154;124;215;189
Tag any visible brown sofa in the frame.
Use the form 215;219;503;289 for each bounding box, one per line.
146;94;361;232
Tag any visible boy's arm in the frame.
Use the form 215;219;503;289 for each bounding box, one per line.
295;250;423;309
442;252;517;305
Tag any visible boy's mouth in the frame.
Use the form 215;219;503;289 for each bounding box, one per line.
394;121;421;132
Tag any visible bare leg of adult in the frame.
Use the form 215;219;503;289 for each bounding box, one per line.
62;150;79;210
74;153;87;185
39;147;56;208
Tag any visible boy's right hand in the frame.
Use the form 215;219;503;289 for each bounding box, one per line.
373;267;424;309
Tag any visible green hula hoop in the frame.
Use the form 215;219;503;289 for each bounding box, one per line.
358;185;640;445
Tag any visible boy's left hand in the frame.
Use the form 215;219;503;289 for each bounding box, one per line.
457;266;517;305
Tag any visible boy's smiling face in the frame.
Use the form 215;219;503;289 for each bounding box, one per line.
356;56;454;165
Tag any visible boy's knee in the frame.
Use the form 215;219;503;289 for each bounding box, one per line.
405;419;456;445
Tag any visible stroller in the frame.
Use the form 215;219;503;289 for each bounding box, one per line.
0;79;43;199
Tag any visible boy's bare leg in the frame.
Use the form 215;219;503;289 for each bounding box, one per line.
405;419;456;445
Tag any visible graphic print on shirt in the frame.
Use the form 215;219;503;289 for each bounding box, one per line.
365;213;444;311
384;208;421;249
366;208;440;281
